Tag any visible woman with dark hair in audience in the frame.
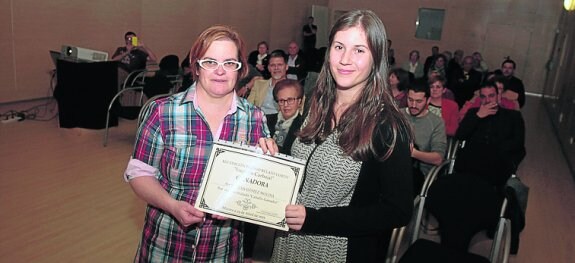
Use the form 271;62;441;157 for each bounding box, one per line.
271;9;413;262
248;41;270;78
430;54;448;80
388;68;411;108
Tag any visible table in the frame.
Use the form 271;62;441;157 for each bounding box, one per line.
54;59;118;129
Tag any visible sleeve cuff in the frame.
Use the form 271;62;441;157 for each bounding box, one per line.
124;157;158;182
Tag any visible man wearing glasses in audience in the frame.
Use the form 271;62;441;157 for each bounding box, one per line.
247;50;289;134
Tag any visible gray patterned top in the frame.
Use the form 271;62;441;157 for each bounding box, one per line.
271;131;362;262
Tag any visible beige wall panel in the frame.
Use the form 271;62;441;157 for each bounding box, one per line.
2;0;141;103
225;0;274;52
141;0;208;61
0;41;16;102
267;0;329;51
327;0;562;94
0;0;12;40
0;0;15;102
268;1;306;51
0;0;564;103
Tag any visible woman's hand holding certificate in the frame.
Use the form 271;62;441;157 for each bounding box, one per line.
194;140;305;231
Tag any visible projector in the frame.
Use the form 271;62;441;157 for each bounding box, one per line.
61;45;109;62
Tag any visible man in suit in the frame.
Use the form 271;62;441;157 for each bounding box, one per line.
456;81;526;186
450;56;483;108
286;41;307;82
247;50;288;134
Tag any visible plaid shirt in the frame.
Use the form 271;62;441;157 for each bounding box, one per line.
128;86;269;262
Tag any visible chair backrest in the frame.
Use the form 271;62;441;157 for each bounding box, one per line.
410;159;452;244
399;172;511;263
159;54;180;76
143;74;173;99
490;198;512;263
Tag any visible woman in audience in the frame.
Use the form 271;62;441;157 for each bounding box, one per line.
124;25;275;262
273;79;305;155
428;69;455;101
473;51;489;73
388;68;410;108
430;54;448;80
428;75;459;137
248;41;270;78
271;9;413;262
402;50;424;79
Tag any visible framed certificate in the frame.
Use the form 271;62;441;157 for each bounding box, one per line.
195;140;306;231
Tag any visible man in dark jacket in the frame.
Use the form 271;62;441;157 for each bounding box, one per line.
455;81;526;186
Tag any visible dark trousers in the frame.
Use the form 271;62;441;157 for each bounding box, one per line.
243;223;259;258
266;113;278;136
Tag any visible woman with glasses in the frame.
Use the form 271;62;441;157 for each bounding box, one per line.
248;41;271;79
271;9;414;262
273;79;305;155
124;25;276;262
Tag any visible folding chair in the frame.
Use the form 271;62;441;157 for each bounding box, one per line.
157;54;183;93
395;169;513;263
385;159;453;263
103;69;156;146
445;138;463;174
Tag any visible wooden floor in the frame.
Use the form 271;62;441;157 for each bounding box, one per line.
0;96;573;262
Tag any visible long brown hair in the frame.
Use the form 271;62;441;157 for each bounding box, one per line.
299;9;412;161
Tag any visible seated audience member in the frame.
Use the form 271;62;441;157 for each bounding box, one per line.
273;79;304;155
112;31;157;86
307;46;326;73
459;74;518;121
248;41;270;79
387;39;396;67
446;49;464;82
473;51;489;74
428;76;459;137
286;41;308;81
429;54;448;81
423;46;440;77
403;81;447;193
501;58;526;108
402;50;425;79
248;50;288;134
236;63;263;98
428;70;455;101
450;56;483;108
442;50;453;64
455;81;526;187
180;52;194;91
389;68;410;108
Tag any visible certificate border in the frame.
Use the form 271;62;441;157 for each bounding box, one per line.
195;141;305;231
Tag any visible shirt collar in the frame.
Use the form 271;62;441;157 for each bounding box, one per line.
180;82;243;114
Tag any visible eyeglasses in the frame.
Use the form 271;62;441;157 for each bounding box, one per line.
277;97;300;106
197;59;242;72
